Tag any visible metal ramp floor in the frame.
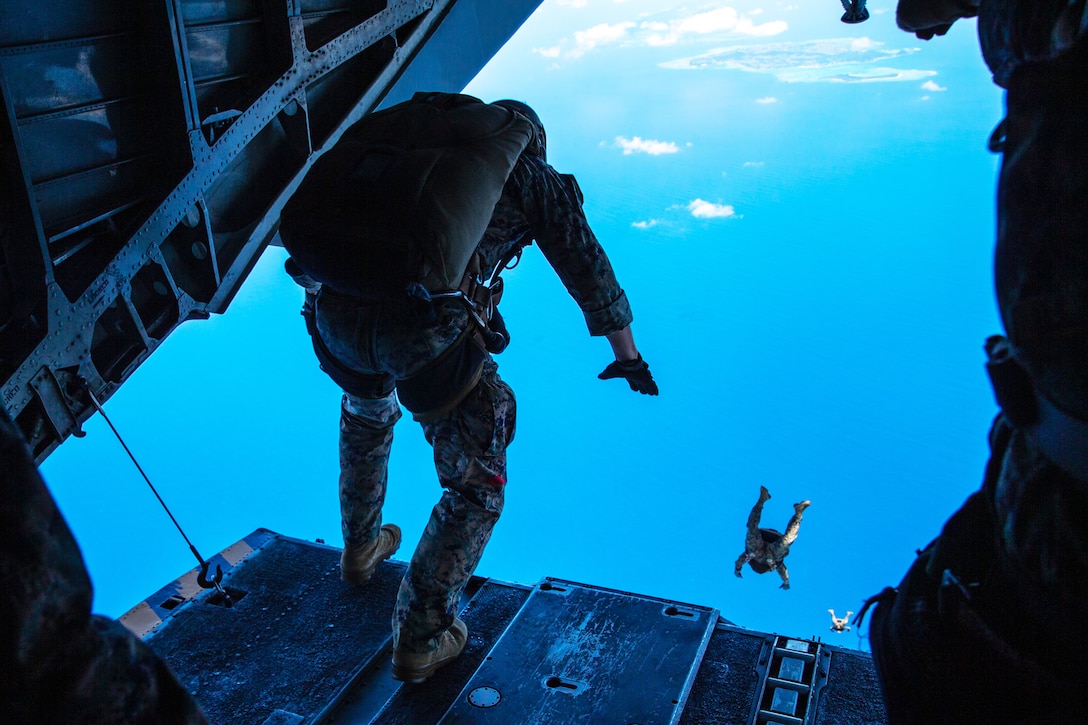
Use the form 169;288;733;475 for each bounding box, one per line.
129;531;887;724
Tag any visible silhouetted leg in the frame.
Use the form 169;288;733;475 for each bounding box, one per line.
779;501;809;548
339;391;400;550
744;487;771;554
394;363;516;652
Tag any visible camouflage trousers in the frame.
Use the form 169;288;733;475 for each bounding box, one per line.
0;409;207;724
339;359;516;653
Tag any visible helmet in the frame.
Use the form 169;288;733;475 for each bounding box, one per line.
492;99;546;160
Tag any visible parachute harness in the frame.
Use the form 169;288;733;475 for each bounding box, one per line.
428;239;528;355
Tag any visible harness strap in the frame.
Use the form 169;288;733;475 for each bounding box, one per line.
396;327;487;421
432;240;529;355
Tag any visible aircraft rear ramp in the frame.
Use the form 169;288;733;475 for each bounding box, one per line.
128;531;889;724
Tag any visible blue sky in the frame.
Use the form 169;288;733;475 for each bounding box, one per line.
42;0;1005;648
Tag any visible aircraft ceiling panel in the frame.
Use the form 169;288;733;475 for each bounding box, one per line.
0;0;542;462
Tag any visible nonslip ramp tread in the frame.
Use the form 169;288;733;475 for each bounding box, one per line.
145;534;404;725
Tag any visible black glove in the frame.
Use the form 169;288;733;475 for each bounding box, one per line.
598;354;659;396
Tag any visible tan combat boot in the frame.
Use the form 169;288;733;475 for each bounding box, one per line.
340;524;401;583
391;618;468;684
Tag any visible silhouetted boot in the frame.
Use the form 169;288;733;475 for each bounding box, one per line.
794;500;811;514
760;486;771;502
392;618;468;684
340;524;401;583
841;0;869;24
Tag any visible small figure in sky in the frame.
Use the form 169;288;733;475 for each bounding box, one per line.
734;486;811;590
840;0;870;24
829;609;853;633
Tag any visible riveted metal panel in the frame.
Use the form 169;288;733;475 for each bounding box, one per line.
2;0;550;462
440;578;717;725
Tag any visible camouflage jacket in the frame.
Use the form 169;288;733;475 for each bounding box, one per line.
478;152;633;338
316;151;633;385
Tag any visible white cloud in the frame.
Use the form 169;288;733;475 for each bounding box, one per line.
615;136;680;155
688;199;736;219
570;21;636;57
736;18;789;37
632;219;659;229
756;96;777;104
534;46;562;59
676;8;746;34
641;7;787;47
661;38;934;84
921;79;946;91
743;161;764;167
543;7;788;60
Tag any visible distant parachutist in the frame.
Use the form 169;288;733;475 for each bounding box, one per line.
829;609;853;633
840;0;869;23
734;486;811;590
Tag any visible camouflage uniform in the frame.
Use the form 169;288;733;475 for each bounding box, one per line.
734;491;805;589
315;151;633;653
0;407;207;724
869;3;1088;721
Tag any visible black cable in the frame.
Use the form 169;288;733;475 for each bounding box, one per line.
85;387;230;603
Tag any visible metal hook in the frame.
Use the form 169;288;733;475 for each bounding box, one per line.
197;559;234;607
198;559;224;589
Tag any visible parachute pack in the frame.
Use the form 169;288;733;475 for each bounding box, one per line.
279;92;534;299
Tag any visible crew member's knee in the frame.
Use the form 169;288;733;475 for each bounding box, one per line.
342;391;402;431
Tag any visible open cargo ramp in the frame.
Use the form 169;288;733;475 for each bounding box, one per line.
130;531;890;724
